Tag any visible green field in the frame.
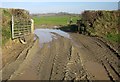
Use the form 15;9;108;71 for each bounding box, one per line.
33;15;80;28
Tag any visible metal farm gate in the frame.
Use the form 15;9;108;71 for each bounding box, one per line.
11;15;31;39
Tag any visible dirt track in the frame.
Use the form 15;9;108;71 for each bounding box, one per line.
2;31;120;81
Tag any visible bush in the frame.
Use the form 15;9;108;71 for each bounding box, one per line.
81;10;119;43
2;8;31;46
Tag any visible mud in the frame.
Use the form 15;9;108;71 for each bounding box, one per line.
1;29;120;81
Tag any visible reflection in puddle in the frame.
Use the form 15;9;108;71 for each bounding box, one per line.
34;29;70;45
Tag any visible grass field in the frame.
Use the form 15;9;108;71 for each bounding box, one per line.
33;15;80;28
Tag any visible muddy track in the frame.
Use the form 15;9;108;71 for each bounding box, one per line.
70;33;119;81
1;35;37;81
2;33;120;81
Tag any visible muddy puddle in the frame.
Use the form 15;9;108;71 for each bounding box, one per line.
34;29;70;46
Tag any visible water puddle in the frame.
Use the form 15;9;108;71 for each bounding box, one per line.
34;29;70;46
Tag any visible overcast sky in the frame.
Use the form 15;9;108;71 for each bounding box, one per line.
1;2;119;14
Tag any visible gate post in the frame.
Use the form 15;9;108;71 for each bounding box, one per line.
31;19;34;34
11;15;14;39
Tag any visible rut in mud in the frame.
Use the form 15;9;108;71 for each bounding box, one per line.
2;29;120;81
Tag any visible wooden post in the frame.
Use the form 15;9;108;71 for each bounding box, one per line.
31;19;34;34
12;15;14;39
